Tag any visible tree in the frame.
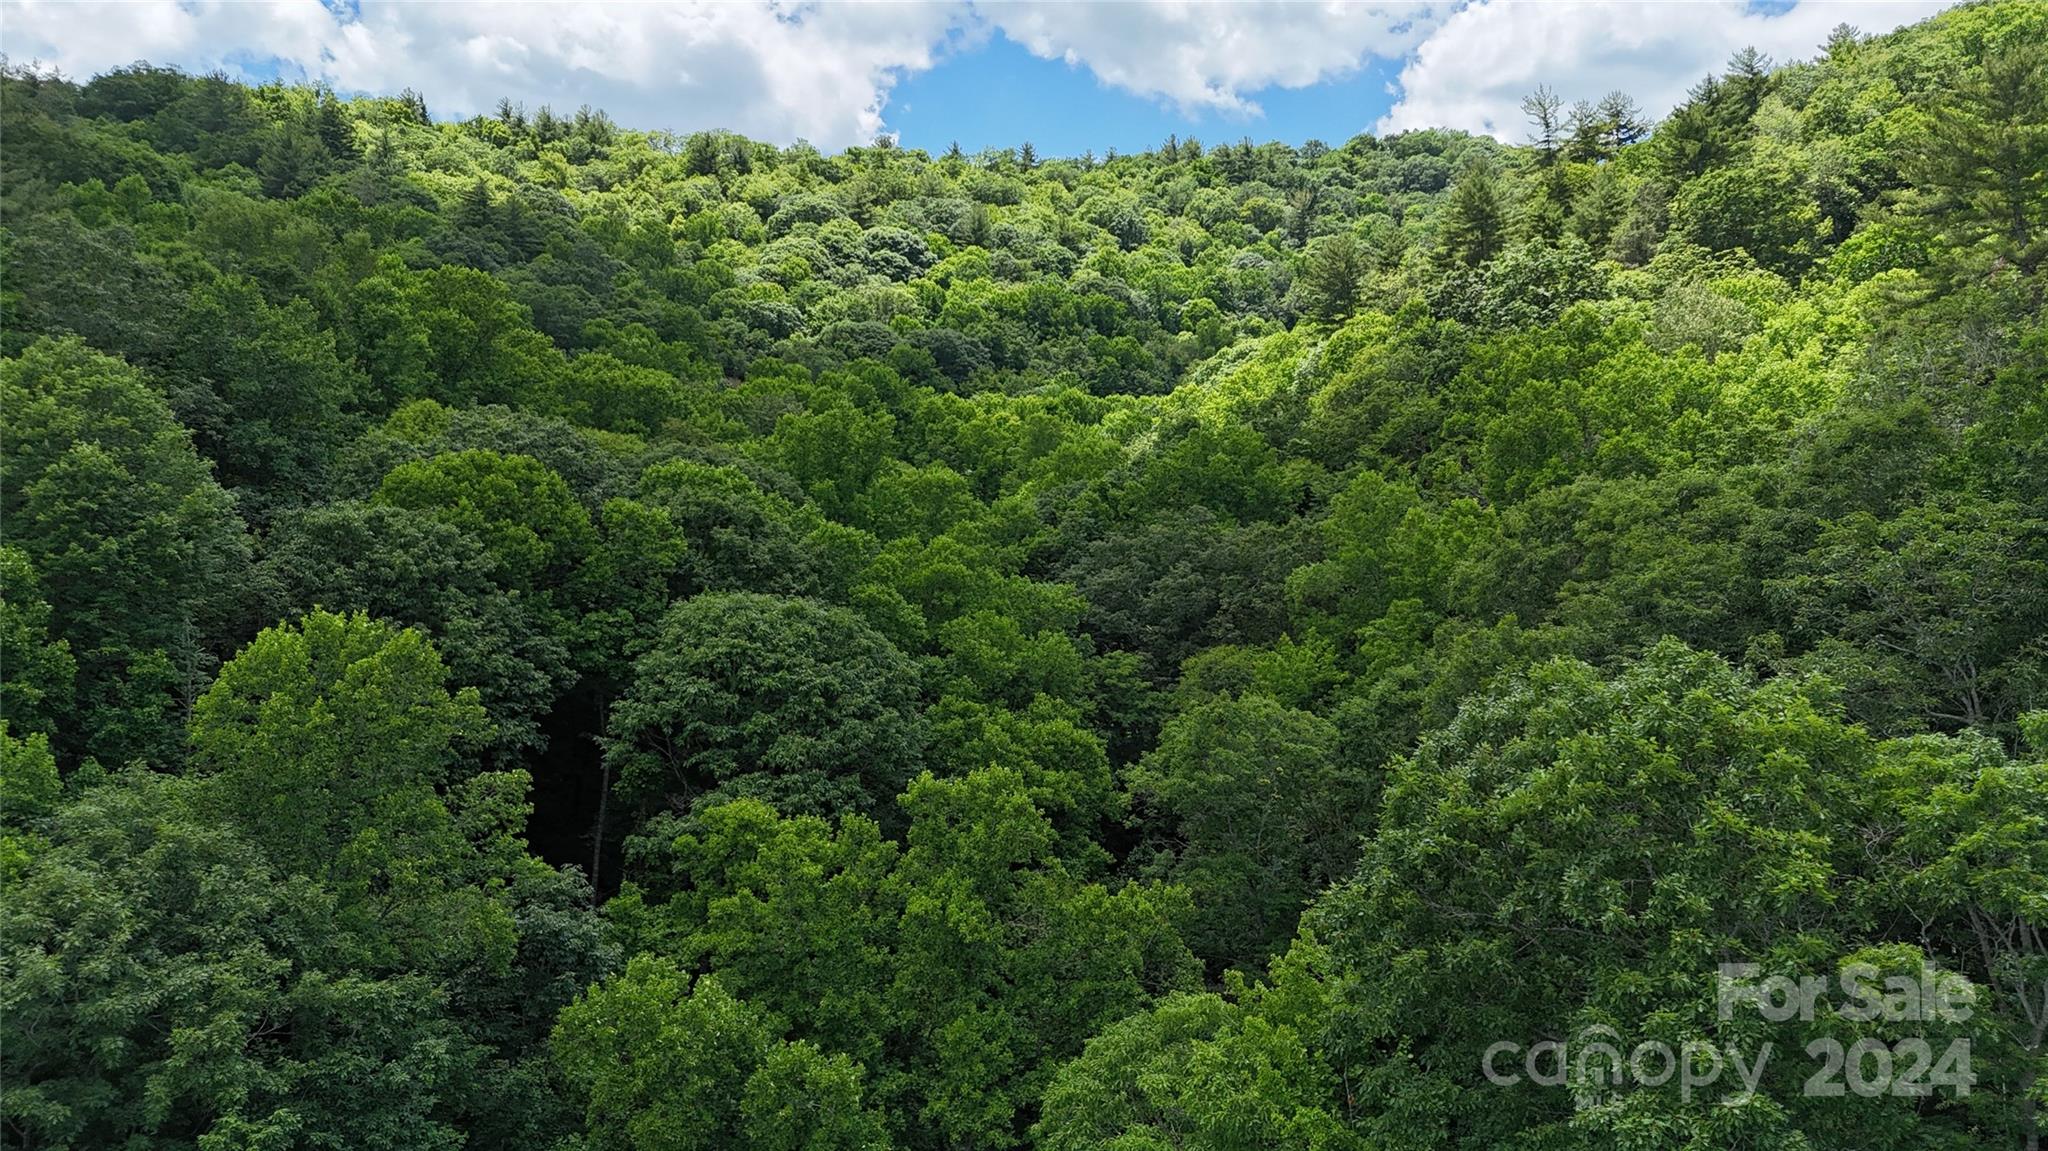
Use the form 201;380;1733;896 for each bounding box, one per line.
457;174;496;230
0;547;75;741
257;500;578;755
1669;153;1827;277
1521;85;1563;165
1563;98;1606;164
1656;72;1748;178
3;19;2044;1147
1860;727;2048;1150
257;119;325;198
887;767;1201;1148
613;771;1201;1151
0;721;61;876
1082;193;1148;251
1129;694;1358;973
1770;495;2048;738
0;768;474;1150
1059;507;1305;686
1725;46;1773;119
184;609;610;1141
344;261;564;408
635;459;824;595
168;272;365;505
764;402;899;521
1440;159;1507;267
1904;42;2048;279
375;449;595;590
604;593;924;821
1475;237;1609;329
1035;993;1347;1151
528;352;691;435
1649;278;1757;363
1608;176;1669;264
1597;89;1649;149
1570;160;1630;250
1300;643;2008;1148
189;610;492;883
1;337;251;766
553;958;891;1151
1286;469;1494;634
1295;232;1368;323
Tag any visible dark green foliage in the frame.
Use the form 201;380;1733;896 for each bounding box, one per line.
1;338;251;766
1285;645;2035;1149
167;273;365;506
1129;693;1360;973
1;768;476;1151
1903;41;2048;280
1295;232;1368;322
1440;158;1508;267
605;593;924;820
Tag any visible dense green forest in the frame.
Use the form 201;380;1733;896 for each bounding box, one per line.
3;2;2046;1148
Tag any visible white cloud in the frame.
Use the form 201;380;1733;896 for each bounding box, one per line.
1377;0;1961;140
981;1;1444;115
0;0;969;147
0;0;1968;149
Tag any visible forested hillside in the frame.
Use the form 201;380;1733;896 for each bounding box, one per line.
3;2;2045;1148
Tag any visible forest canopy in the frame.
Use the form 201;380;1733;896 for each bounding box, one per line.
2;3;2046;1149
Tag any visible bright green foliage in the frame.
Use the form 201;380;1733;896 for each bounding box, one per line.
743;1040;895;1151
0;723;61;825
189;610;491;870
182;608;620;1078
553;957;891;1151
926;695;1118;850
188;611;517;971
344;260;566;408
1036;992;1351;1151
1288;470;1494;636
886;768;1201;1148
375;448;594;589
612;799;903;1064
607;770;1201;1150
0;721;61;880
765;402;899;520
1860;731;2048;1136
1252;644;2020;1149
527;352;698;436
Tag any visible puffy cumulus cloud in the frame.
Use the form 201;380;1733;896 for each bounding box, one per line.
982;1;1444;114
0;0;1973;149
0;0;969;147
1377;0;1962;139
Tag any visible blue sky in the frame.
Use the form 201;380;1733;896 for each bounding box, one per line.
889;32;1405;156
2;1;1961;154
